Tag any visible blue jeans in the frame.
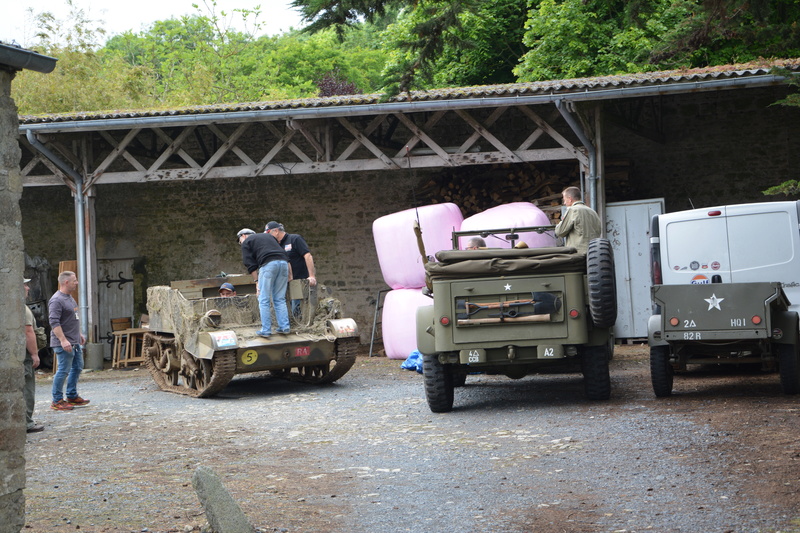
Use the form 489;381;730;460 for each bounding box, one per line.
52;344;83;402
258;260;290;335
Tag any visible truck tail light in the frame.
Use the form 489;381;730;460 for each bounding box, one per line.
650;216;662;285
669;317;679;326
440;316;451;326
568;309;580;318
652;259;662;285
752;315;762;325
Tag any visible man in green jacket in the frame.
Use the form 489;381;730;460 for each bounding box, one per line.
555;186;602;254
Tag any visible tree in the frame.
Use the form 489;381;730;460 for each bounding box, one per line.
430;0;529;87
514;0;800;82
294;0;480;93
379;0;527;90
515;0;687;81
12;2;157;114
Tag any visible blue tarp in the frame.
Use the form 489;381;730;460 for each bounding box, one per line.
401;350;423;374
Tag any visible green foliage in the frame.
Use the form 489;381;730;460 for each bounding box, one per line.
14;1;389;114
429;0;529;87
515;0;800;81
515;0;684;81
12;1;156;114
379;0;479;94
763;180;800;197
651;0;800;67
13;0;800;115
291;0;397;36
13;50;155;115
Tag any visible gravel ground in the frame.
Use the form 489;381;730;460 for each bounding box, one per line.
23;344;800;533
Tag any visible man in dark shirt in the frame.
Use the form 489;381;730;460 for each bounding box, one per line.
238;228;291;338
49;271;89;411
266;221;316;316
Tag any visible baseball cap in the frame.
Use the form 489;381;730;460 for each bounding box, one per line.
219;282;235;292
266;221;283;231
236;228;255;241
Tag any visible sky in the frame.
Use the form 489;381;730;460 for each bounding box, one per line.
1;0;305;47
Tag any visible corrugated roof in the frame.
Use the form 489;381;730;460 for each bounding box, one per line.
19;58;800;125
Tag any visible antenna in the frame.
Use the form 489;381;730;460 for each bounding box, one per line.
688;198;695;209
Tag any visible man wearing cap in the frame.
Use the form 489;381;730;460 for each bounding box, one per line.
218;283;237;297
238;227;292;338
23;279;44;432
266;221;316;316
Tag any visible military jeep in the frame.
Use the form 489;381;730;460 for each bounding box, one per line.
416;227;617;412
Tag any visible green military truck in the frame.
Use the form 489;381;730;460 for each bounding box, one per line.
416;227;617;412
648;201;800;396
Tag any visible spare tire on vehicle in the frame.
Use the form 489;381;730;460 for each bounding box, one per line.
587;238;617;329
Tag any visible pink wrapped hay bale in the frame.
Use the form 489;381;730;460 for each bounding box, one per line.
373;203;463;289
460;202;556;249
381;288;433;360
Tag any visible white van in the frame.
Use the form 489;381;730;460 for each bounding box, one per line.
648;201;800;396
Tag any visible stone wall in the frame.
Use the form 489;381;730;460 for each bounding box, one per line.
0;69;27;533
18;85;800;345
21;169;424;340
604;86;799;210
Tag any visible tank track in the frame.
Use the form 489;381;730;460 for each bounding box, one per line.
287;337;358;385
144;332;237;398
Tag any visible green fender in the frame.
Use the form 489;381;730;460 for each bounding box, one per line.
416;305;436;356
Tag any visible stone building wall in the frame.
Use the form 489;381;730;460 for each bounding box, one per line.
1;69;28;533
604;86;799;210
21;169;424;339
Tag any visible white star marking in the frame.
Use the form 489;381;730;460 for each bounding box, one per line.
704;294;725;311
504;283;512;291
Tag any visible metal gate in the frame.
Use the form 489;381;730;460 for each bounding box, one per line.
606;199;664;339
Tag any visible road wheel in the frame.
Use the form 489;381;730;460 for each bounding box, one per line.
423;352;454;412
587;238;617;329
581;344;611;400
776;343;800;394
650;345;674;397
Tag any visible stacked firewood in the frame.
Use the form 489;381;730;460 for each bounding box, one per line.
413;160;632;218
414;162;577;219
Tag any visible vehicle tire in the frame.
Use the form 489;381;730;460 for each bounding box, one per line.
423;352;455;412
607;332;615;361
650;345;674;397
453;371;467;388
581;344;611;400
776;343;800;395
587;238;617;329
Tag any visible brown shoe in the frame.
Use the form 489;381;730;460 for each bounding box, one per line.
67;396;90;406
51;400;74;411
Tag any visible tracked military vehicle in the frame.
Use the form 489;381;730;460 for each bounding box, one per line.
416;226;617;412
143;274;359;397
